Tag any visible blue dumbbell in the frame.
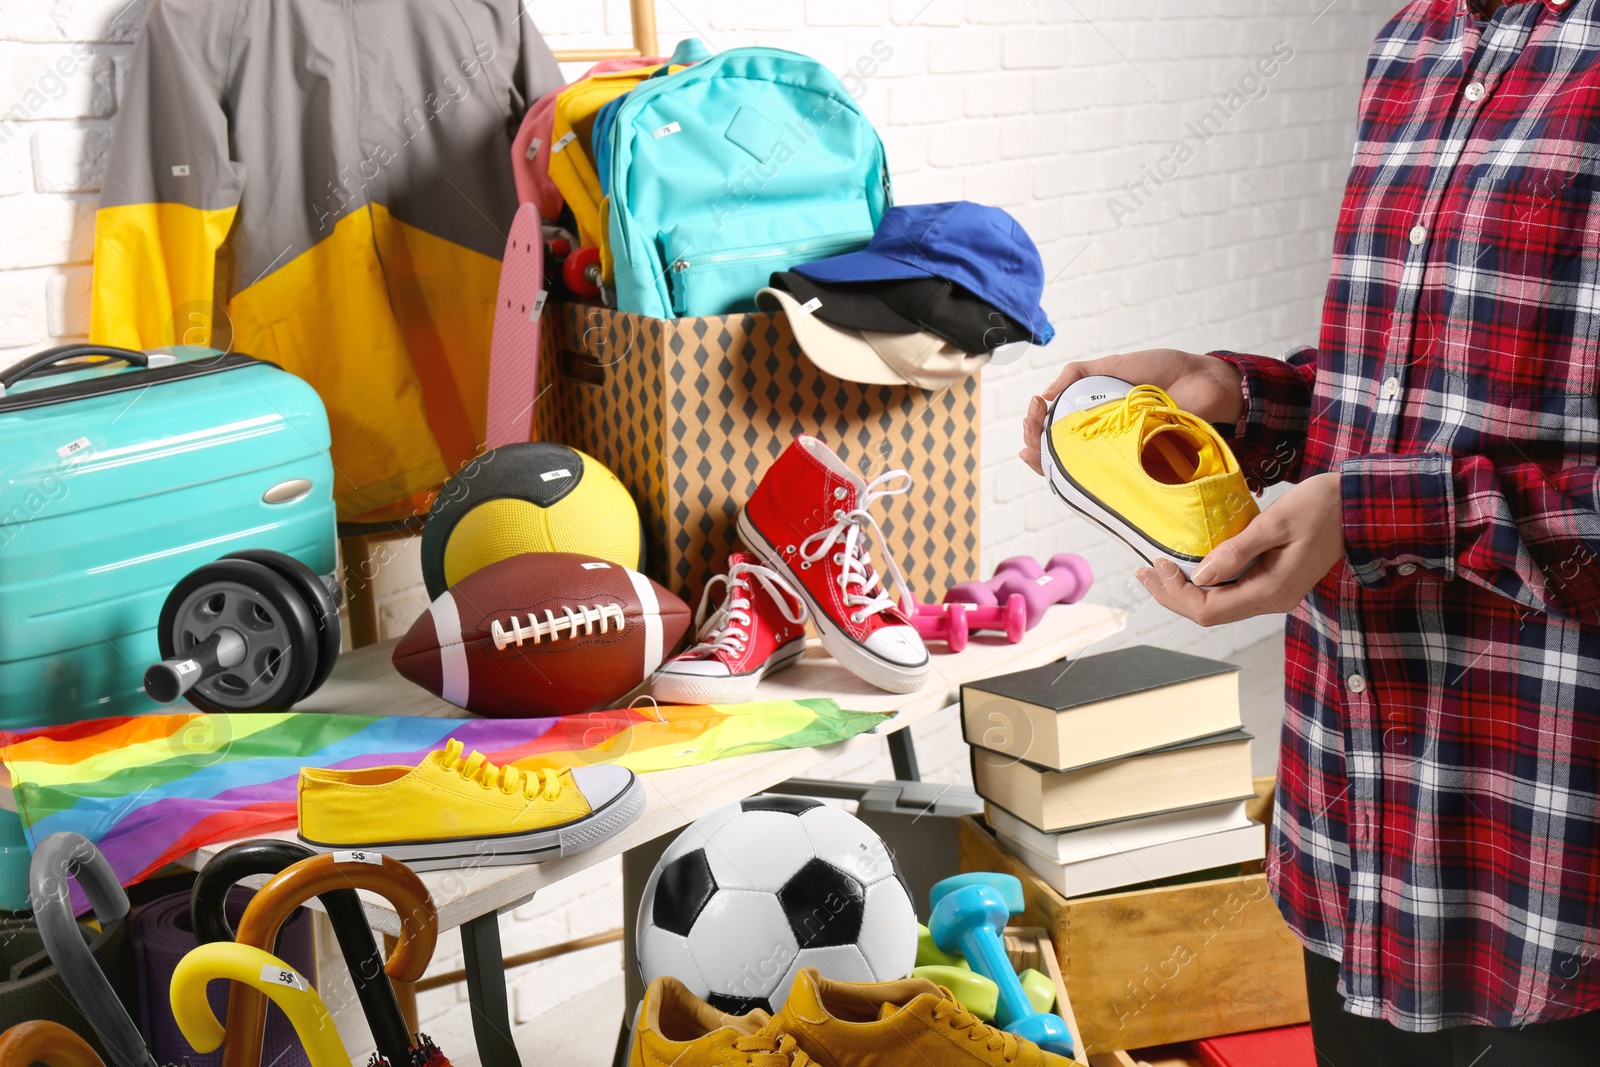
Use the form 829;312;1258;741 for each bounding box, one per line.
929;877;1076;1059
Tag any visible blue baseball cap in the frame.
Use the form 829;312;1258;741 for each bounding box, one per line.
793;201;1054;346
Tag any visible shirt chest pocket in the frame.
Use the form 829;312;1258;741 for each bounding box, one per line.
1434;144;1600;401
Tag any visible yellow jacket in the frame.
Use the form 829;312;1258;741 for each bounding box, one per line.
90;0;563;521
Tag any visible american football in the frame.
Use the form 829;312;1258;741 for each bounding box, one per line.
392;552;692;717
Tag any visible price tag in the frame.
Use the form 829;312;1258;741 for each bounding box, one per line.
540;468;572;483
332;850;383;866
260;964;309;991
1035;575;1054;586
653;121;682;139
525;137;542;160
551;131;576;154
796;297;822;316
530;289;548;320
56;436;90;459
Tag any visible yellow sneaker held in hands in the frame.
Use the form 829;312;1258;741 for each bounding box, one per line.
1044;377;1258;581
774;968;1085;1067
297;738;643;870
630;975;809;1067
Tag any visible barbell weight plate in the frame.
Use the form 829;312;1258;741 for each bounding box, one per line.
223;549;342;700
157;559;319;711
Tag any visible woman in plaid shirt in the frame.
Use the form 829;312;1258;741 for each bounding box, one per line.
1024;1;1600;1062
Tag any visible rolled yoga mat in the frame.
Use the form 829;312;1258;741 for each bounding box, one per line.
129;888;314;1067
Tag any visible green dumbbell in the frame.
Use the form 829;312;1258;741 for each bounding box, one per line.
1020;968;1056;1015
916;923;970;970
913;965;1000;1021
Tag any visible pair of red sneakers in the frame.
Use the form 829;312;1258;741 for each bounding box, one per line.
652;436;930;701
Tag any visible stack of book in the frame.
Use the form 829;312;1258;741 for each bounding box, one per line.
962;645;1264;898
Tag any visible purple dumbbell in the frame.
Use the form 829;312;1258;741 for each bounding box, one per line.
945;554;1094;630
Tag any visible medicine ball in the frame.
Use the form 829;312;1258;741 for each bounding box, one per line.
420;442;643;599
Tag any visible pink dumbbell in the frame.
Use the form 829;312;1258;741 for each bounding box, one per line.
913;602;970;652
945;553;1094;629
947;594;1028;644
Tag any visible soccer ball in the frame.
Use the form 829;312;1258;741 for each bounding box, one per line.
636;794;919;1014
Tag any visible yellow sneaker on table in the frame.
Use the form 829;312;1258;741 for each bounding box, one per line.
297;738;643;870
630;976;810;1067
774;968;1084;1067
1044;376;1257;581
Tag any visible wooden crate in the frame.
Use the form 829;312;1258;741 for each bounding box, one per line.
960;806;1307;1055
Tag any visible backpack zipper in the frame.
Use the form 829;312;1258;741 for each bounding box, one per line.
670;233;867;273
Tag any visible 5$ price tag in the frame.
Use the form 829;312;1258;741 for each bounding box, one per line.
260;964;309;992
332;850;384;866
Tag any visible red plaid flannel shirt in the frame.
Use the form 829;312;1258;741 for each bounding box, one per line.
1216;0;1600;1031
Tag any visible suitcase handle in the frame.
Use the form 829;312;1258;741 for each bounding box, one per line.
0;344;173;396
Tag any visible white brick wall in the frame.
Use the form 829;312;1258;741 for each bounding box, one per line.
0;0;1397;1059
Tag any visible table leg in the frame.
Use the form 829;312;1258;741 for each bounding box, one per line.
888;729;921;781
462;910;523;1066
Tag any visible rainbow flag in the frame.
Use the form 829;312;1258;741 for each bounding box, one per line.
0;699;888;890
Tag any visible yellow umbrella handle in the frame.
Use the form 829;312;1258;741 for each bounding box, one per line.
170;943;349;1067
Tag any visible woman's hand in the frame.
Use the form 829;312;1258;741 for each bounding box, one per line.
1137;472;1346;626
1020;349;1245;475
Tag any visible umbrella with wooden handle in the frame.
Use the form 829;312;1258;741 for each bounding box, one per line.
171;943;348;1067
191;840;414;1066
0;1021;107;1067
221;852;438;1067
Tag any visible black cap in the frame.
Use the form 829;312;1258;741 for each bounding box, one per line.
768;272;1030;355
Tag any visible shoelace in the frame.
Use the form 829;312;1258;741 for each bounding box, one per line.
491;602;626;650
928;999;1023;1063
732;1031;814;1067
796;470;915;624
440;738;562;802
685;561;809;659
1074;383;1216;482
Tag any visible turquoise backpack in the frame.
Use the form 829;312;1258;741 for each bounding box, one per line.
605;48;891;319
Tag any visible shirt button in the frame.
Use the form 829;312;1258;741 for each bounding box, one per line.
1409;225;1428;246
1348;674;1367;694
1381;376;1400;399
1398;563;1418;576
1465;82;1486;102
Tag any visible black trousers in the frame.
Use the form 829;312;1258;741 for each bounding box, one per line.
1305;949;1600;1067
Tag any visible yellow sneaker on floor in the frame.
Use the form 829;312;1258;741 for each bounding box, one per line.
630;976;810;1067
774;968;1085;1067
1044;376;1258;581
297;738;644;870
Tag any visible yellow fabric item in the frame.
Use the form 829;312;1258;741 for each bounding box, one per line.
225;209;458;518
774;969;1085;1067
89;202;239;349
297;738;593;848
548;64;677;248
1048;385;1258;560
94;204;504;520
630;976;799;1067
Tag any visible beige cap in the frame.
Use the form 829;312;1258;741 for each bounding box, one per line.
757;287;991;391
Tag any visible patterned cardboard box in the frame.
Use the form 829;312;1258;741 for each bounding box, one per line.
532;302;980;600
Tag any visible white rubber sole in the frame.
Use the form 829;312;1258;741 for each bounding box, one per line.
298;774;646;872
736;508;929;694
650;638;807;704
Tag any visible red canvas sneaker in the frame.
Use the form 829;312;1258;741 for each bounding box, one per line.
737;436;929;693
651;553;809;704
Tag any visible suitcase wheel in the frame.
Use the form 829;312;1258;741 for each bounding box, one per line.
144;553;340;712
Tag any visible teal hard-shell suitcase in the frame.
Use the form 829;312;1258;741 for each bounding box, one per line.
0;345;337;729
